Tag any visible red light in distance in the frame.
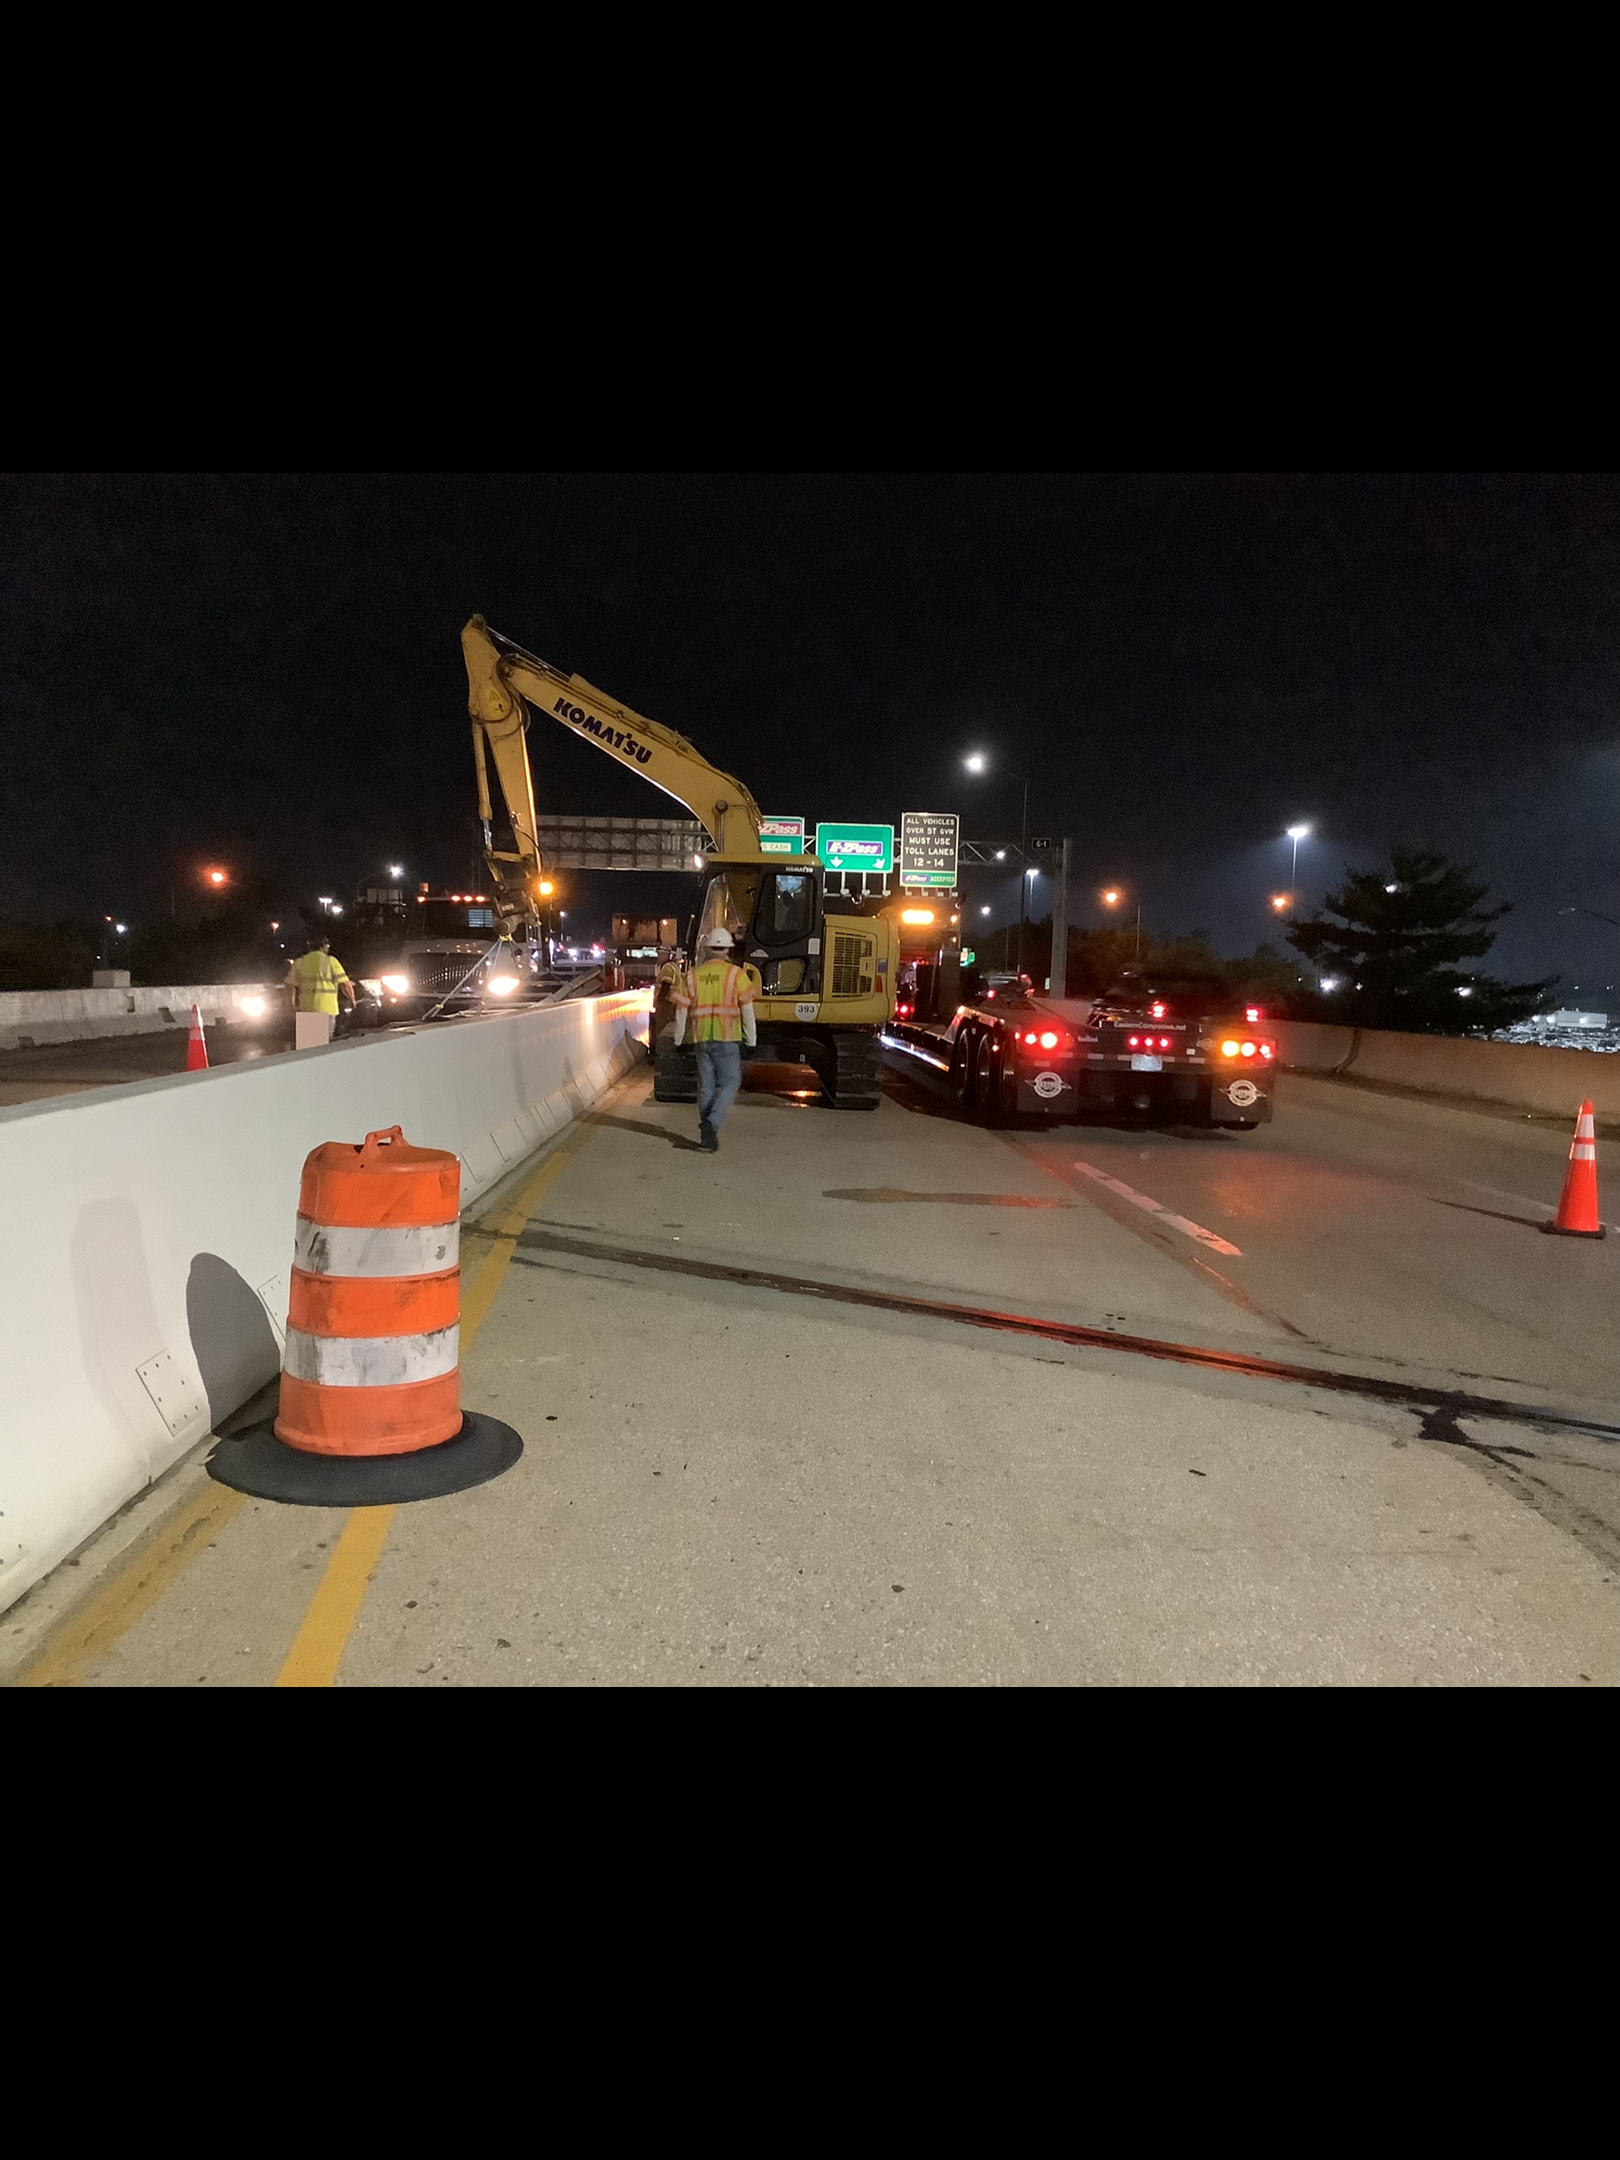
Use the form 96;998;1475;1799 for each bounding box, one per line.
1150;1001;1167;1019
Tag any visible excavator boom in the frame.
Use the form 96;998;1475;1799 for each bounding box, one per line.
463;616;764;868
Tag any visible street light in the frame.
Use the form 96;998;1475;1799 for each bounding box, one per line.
1100;884;1142;960
980;905;991;916
964;752;1033;973
1271;894;1290;914
1285;823;1311;897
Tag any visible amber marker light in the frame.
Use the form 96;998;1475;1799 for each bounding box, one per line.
900;908;935;925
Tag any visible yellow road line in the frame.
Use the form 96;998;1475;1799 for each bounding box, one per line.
274;1503;397;1687
15;1483;247;1688
271;1122;600;1688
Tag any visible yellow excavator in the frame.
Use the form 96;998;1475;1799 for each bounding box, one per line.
463;616;895;1108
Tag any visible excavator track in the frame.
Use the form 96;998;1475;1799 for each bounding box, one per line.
653;1036;698;1102
828;1032;882;1110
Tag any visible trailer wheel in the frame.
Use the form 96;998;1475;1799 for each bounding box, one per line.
952;1032;977;1108
972;1038;1007;1125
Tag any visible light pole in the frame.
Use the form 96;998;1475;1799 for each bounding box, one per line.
1285;823;1311;908
965;752;1032;975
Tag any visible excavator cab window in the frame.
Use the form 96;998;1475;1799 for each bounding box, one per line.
694;869;761;949
758;873;815;945
747;870;821;995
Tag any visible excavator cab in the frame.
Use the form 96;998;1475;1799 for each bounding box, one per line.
692;864;819;997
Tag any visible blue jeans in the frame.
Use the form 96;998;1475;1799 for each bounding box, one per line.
694;1041;743;1130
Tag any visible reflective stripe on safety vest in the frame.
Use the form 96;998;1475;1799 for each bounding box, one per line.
677;961;753;1042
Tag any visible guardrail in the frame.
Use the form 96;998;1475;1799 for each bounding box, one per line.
1271;1020;1620;1119
0;991;650;1616
1;983;277;1050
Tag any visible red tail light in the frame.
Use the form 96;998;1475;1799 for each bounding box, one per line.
1127;1034;1140;1047
1150;1001;1167;1019
1260;1043;1274;1059
1245;1006;1262;1023
1039;1030;1059;1049
1158;1036;1172;1049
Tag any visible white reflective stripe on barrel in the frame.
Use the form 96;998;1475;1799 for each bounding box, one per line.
292;1217;459;1278
283;1324;460;1387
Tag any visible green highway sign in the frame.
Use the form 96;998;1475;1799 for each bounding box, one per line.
760;815;806;856
813;822;893;874
959;948;976;966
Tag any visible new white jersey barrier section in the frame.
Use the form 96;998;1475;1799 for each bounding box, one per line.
1271;1020;1620;1121
1;982;277;1051
0;991;648;1614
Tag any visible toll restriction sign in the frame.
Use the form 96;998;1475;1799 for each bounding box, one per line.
899;811;959;888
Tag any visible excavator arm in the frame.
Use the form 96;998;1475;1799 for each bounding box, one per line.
462;618;765;899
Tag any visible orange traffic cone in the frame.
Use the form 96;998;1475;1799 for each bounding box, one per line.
1543;1099;1605;1239
185;1003;209;1071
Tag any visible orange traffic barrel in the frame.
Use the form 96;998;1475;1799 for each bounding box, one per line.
277;1125;463;1455
207;1126;523;1505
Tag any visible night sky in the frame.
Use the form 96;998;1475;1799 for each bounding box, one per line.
3;473;1615;995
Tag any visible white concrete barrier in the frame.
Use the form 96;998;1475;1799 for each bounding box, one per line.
0;991;649;1614
1272;1019;1620;1119
0;983;277;1050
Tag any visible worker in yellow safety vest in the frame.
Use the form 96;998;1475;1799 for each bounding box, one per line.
651;952;686;1055
286;934;356;1038
671;927;756;1151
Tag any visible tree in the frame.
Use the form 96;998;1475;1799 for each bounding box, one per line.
1286;847;1552;1033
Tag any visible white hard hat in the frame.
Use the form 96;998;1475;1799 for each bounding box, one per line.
702;927;735;950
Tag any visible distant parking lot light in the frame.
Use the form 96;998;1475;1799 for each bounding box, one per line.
980;905;991;916
389;864;404;877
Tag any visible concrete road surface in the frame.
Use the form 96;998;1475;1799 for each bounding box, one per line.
7;1063;1617;1687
